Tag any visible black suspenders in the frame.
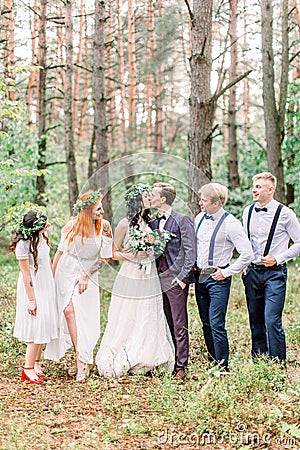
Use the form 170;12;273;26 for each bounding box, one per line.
247;204;283;256
196;212;230;266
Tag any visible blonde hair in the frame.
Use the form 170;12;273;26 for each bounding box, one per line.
153;182;176;206
252;172;277;189
199;183;228;206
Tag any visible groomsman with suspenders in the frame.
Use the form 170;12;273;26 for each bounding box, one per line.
195;183;253;370
242;172;300;361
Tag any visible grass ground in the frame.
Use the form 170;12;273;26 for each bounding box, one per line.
0;248;299;450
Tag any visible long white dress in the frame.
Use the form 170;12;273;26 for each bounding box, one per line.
96;222;175;377
13;237;58;344
44;228;112;364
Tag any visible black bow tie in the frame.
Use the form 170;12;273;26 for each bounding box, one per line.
204;213;214;221
156;214;166;222
255;207;268;213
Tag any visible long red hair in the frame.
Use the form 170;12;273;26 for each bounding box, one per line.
66;192;102;245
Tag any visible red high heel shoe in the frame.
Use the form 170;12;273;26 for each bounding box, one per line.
34;360;46;378
21;368;43;385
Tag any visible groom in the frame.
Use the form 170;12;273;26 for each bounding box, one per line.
150;183;196;381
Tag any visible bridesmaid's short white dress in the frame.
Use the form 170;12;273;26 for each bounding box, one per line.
96;223;175;377
13;237;58;344
44;230;112;364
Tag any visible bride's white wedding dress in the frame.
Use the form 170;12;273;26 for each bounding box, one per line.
96;222;175;377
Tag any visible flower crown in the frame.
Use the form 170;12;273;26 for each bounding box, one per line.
73;189;102;214
124;184;152;206
17;206;47;239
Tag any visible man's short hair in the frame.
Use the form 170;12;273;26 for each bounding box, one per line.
199;182;228;206
252;172;277;189
154;182;176;206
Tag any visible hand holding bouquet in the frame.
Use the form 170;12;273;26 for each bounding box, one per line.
128;227;174;258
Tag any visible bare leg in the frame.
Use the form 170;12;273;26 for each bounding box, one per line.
34;344;44;375
64;299;78;352
64;299;87;377
24;342;41;382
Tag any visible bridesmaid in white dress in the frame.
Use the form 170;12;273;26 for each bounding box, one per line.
9;209;58;385
96;184;175;378
44;190;113;381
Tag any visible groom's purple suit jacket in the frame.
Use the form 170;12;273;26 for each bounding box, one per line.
150;210;196;284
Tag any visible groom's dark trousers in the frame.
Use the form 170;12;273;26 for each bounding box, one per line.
151;210;196;373
160;276;189;371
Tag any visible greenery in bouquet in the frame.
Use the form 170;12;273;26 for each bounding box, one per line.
128;226;174;257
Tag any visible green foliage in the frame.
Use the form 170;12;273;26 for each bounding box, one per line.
0;124;47;229
0;76;25;125
283;80;300;215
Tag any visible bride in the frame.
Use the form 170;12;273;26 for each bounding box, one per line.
96;183;175;378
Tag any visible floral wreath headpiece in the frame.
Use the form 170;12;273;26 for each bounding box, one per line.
124;183;152;206
16;205;47;239
73;189;102;214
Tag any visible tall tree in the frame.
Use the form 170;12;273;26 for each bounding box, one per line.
242;0;249;135
127;0;137;147
228;0;239;190
145;0;155;149
188;0;215;213
261;0;289;203
154;0;165;153
187;0;251;213
65;0;79;211
26;0;39;127
73;0;85;140
94;0;111;220
117;0;126;152
35;0;47;204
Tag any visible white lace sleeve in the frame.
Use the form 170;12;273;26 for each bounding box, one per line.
100;236;113;258
57;232;66;252
15;239;30;260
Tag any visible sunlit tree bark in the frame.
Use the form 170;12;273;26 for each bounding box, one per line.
65;0;79;211
127;0;137;146
261;0;288;203
188;0;215;213
228;0;239;189
94;0;111;220
35;0;47;205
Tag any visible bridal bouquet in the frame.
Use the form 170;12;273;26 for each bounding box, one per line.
128;227;174;258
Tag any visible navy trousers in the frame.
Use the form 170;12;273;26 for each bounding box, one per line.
195;276;232;368
242;266;287;360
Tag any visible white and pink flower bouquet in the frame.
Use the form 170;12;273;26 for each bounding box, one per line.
128;226;174;257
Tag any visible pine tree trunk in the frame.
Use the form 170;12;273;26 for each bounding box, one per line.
188;0;215;214
154;0;164;153
94;0;111;221
228;0;239;190
117;0;126;152
261;0;286;203
243;0;249;134
145;0;155;149
35;0;47;205
73;0;84;140
65;0;79;212
79;11;89;141
127;0;137;148
107;1;117;151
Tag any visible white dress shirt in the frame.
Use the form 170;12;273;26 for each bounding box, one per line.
242;199;300;265
195;208;254;278
158;207;172;232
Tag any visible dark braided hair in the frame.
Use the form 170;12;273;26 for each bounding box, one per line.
9;211;50;273
126;192;151;229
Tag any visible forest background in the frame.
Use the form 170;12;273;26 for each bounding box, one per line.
0;0;300;449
